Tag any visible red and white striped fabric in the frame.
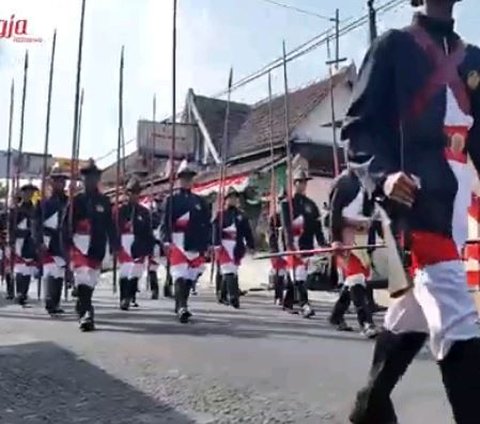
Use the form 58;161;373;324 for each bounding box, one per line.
192;174;249;197
465;194;480;288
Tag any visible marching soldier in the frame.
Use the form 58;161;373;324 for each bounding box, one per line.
212;187;255;308
345;0;480;422
147;195;163;300
11;184;38;306
280;169;325;318
63;159;118;332
0;206;14;300
268;192;288;305
328;169;379;339
36;164;69;315
117;176;155;310
160;160;210;323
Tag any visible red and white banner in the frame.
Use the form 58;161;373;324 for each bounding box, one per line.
192;174;250;197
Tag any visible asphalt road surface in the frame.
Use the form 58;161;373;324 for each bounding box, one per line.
0;279;454;424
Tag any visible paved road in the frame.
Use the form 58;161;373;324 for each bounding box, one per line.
0;278;454;424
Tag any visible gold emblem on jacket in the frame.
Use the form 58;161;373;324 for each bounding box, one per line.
467;70;480;90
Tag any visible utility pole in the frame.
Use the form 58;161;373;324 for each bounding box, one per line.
368;0;378;44
334;8;340;70
326;8;347;176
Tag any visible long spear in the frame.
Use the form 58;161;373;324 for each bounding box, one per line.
10;51;29;297
164;0;178;298
67;0;86;297
267;71;280;289
112;45;125;295
16;50;29;190
3;80;14;288
211;68;233;295
281;41;297;290
38;29;57;300
75;88;84;163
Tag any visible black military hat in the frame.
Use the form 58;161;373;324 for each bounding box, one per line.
49;162;69;179
225;186;239;199
20;183;39;192
293;168;312;182
126;177;142;193
176;159;197;178
80;158;102;177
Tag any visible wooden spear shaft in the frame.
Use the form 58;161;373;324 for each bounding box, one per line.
3;80;14;284
38;29;57;300
164;0;178;297
66;0;86;297
112;45;124;295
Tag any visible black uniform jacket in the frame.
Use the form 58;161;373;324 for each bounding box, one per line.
342;13;480;238
63;190;118;262
35;192;68;257
212;206;255;261
268;212;286;253
118;202;155;259
10;201;37;260
160;188;211;254
328;170;375;243
280;193;325;251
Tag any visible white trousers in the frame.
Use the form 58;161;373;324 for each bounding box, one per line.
74;267;100;289
43;256;66;279
384;259;479;360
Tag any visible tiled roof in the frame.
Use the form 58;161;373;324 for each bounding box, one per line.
192;95;251;156
228;65;355;159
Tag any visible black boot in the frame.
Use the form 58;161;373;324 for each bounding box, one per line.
119;277;130;311
164;273;173;298
283;277;296;312
439;338;480;424
272;274;285;305
296;280;314;318
5;273;15;300
45;276;56;313
15;274;30;306
350;330;427;424
51;278;64;313
130;278;139;307
330;285;353;331
350;284;378;338
366;285;387;313
149;271;159;299
225;273;240;309
174;278;191;323
77;284;95;332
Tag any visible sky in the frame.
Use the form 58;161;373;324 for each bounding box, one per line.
0;0;477;169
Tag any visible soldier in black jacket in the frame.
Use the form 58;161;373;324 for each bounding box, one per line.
212;187;254;308
328;170;379;339
280;169;325;318
268;192;288;305
63;159;118;332
0;207;13;300
36;164;69;315
160;161;211;323
147;196;162;300
117;177;154;311
11;184;38;306
346;1;480;422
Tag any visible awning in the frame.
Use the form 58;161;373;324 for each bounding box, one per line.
193;174;250;197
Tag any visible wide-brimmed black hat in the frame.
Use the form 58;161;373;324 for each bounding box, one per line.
225;187;240;199
49;162;69;179
176;160;197;178
293;168;312;182
126;177;142;193
20;183;39;192
80;158;102;177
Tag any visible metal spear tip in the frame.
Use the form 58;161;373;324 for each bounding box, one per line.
24;50;29;68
